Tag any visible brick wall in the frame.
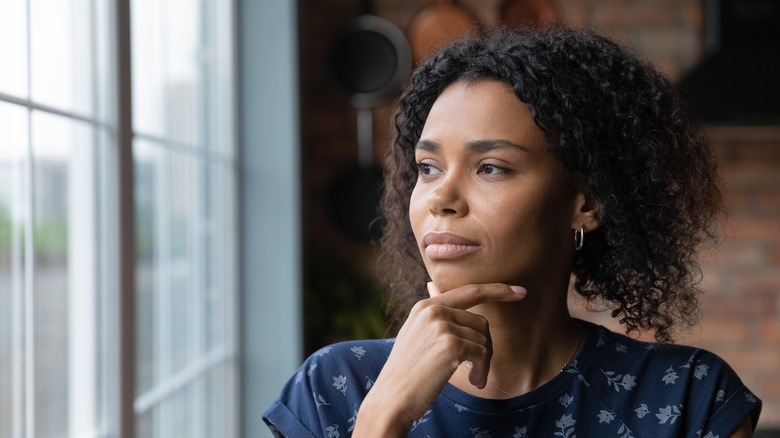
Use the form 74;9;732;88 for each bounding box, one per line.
698;128;780;427
298;0;780;428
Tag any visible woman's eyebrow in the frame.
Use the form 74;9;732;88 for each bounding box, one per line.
466;139;528;153
415;139;439;152
415;139;527;153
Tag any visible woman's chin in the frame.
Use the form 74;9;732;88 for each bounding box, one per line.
428;268;524;295
428;274;491;294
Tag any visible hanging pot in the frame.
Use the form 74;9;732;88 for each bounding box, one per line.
326;12;411;241
500;0;556;29
406;0;476;65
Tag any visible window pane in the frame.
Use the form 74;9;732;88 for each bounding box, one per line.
137;385;195;438
137;408;156;438
31;110;101;437
30;0;95;116
132;0;203;146
134;140;199;393
135;140;160;395
131;0;237;435
166;386;193;437
204;362;235;437
206;162;236;352
3;1;113;437
0;0;28;98
0;102;28;438
168;148;197;375
206;0;236;158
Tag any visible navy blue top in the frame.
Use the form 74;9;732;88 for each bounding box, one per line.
263;321;761;437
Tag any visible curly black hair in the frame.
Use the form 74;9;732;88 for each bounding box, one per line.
379;26;722;343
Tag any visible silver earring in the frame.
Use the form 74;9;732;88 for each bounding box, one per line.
574;223;585;251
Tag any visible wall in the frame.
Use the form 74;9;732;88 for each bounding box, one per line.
700;128;780;426
241;1;302;437
297;0;780;429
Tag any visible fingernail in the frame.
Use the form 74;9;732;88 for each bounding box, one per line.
427;282;442;298
510;285;527;295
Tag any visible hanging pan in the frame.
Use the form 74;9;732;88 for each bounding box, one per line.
500;0;556;28
406;0;476;65
326;8;411;241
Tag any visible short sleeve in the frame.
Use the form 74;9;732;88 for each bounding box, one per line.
701;381;762;437
262;356;324;438
262;340;391;438
682;349;762;437
264;398;318;438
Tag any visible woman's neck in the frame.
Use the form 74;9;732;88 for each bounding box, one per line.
449;291;585;398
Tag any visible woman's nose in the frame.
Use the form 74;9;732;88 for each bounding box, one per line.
428;176;468;217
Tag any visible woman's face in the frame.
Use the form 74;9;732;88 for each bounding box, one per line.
409;80;581;292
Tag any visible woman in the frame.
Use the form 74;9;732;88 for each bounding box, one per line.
263;26;762;437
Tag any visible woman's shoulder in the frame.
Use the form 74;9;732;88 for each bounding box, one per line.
578;321;761;434
267;340;394;415
586;322;731;371
582;321;744;389
264;339;396;437
305;338;396;364
294;338;396;385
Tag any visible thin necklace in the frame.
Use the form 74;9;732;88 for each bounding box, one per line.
465;323;582;398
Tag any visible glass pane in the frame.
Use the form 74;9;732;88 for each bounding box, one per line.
0;0;28;97
206;162;235;352
134;139;160;394
134;140;198;393
0;102;28;438
132;0;203;145
205;0;235;158
166;386;193;437
139;386;196;438
168;148;197;375
32;110;100;437
205;363;234;437
136;407;156;438
131;0;236;434
30;0;95;116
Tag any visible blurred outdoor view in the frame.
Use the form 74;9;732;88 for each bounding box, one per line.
0;0;238;437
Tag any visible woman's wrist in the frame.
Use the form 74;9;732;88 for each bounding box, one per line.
353;391;409;437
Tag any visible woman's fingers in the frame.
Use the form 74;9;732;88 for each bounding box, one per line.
419;282;527;387
428;282;527;310
427;281;442;297
359;282;527;431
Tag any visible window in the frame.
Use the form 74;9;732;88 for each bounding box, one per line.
131;0;238;435
0;0;238;437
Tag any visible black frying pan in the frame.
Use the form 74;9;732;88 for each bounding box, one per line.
326;9;411;241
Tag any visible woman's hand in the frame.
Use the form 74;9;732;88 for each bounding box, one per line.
352;282;527;437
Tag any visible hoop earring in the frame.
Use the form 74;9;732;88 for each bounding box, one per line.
574;223;585;251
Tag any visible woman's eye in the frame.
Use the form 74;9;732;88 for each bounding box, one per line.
479;164;505;175
417;162;441;176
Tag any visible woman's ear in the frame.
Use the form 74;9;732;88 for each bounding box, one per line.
571;190;600;232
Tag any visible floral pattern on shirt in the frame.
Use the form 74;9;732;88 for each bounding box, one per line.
263;322;761;438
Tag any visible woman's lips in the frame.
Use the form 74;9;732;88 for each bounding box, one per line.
423;231;479;260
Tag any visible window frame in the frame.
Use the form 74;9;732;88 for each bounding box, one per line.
1;0;301;435
1;0;246;436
